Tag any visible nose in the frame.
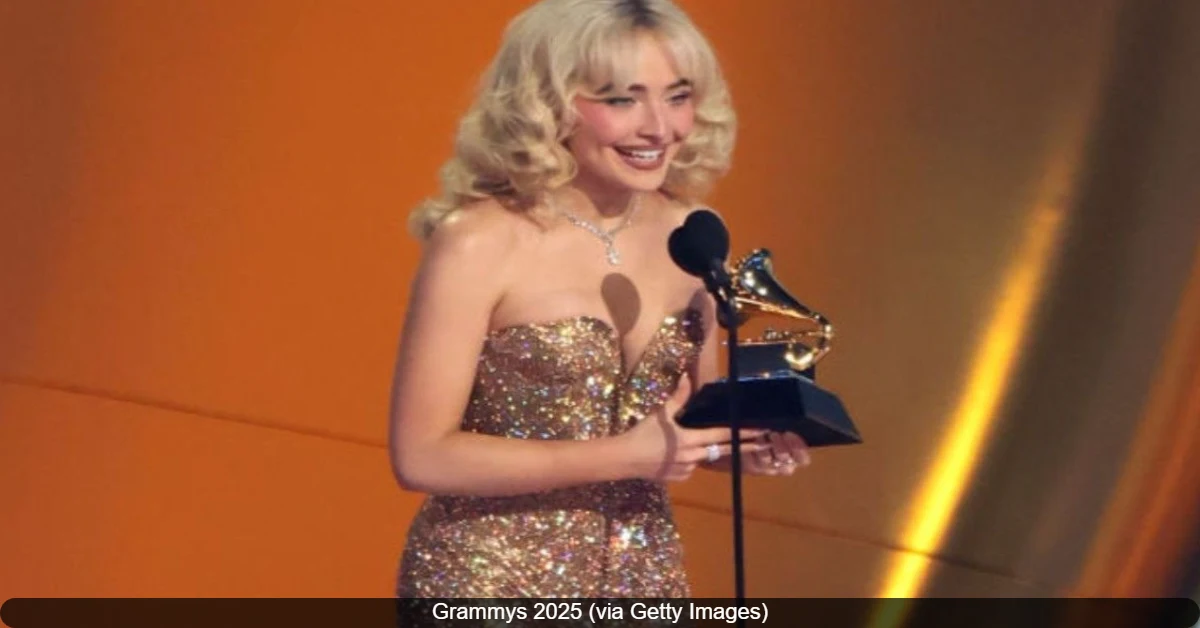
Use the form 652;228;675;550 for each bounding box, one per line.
638;101;667;141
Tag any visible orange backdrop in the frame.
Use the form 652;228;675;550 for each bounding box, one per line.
3;0;1198;601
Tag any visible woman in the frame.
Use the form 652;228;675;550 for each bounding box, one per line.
389;0;809;598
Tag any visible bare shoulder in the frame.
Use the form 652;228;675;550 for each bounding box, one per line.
421;199;537;270
408;199;546;316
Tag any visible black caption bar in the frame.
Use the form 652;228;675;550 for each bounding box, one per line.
1;597;1196;628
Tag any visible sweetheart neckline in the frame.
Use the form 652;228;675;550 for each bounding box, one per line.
487;308;695;337
485;307;702;383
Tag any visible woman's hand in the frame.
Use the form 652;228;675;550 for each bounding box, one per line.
621;381;768;482
702;431;811;476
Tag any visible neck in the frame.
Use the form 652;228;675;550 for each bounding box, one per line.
559;176;641;222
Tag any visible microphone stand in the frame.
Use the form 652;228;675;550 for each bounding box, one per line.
706;265;747;624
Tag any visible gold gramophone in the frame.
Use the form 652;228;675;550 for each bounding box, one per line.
727;248;834;375
676;249;861;447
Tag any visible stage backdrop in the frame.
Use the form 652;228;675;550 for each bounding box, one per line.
2;0;1198;600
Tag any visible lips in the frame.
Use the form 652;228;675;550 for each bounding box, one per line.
614;146;667;170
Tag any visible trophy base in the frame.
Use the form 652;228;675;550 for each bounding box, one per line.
676;374;862;447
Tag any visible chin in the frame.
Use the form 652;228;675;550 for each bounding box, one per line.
602;162;672;192
619;172;670;192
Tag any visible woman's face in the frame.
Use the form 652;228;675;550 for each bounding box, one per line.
567;32;695;197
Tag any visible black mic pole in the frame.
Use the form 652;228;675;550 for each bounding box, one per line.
707;265;746;625
724;295;747;614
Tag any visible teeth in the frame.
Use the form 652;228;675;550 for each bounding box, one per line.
619;148;663;161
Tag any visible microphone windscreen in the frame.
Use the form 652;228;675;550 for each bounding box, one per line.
669;209;729;277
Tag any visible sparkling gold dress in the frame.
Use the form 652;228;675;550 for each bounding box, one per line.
397;309;705;597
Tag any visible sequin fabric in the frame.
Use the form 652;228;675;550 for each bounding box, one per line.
397;309;705;598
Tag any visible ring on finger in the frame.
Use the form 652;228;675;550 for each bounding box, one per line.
706;443;721;463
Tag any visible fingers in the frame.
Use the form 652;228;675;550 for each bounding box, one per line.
661;428;813;480
695;440;770;463
680;426;768;448
748;457;786;476
753;432;775;468
784;432;809;449
767;432;795;466
739;431;811;475
782;431;811;467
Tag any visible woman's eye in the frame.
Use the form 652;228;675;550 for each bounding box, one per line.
603;97;636;107
669;91;693;105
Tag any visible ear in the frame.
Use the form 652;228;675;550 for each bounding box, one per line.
559;95;581;136
559;116;579;141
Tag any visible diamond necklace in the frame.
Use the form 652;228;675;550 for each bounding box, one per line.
551;194;641;265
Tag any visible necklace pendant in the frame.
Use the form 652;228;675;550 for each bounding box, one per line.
551;193;640;266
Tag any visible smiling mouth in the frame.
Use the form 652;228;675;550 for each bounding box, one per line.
614;146;667;169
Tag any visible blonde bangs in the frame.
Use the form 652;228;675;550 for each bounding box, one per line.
571;22;641;96
572;22;710;99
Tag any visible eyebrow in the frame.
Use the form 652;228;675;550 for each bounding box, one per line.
595;78;692;94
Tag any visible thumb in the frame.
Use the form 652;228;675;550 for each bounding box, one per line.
667;376;694;410
673;377;693;399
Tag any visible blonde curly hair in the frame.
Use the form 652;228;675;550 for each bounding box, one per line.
408;0;737;239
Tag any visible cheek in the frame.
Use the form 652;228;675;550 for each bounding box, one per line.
573;101;629;147
669;105;696;138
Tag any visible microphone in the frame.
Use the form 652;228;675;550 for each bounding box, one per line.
668;209;733;294
670;208;750;606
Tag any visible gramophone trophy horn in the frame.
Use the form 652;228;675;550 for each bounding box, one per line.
677;249;862;447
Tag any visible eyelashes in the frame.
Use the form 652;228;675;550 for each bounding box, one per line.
668;91;693;105
601;92;693;108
